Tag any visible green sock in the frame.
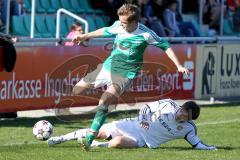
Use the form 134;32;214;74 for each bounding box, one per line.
87;104;108;144
86;133;95;145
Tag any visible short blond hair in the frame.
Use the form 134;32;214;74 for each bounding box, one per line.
117;4;140;23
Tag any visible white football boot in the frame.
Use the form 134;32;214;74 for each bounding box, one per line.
47;136;64;146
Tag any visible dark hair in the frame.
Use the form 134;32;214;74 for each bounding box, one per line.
117;4;140;22
71;22;82;31
167;0;178;6
181;101;200;120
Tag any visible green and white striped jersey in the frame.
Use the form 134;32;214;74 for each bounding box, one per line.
103;21;170;79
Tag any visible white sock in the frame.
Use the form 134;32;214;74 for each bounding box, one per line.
60;129;88;142
91;140;109;148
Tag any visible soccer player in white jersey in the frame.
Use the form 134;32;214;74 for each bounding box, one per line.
48;99;216;150
71;4;189;150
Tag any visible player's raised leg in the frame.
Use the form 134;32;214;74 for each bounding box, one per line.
79;84;121;150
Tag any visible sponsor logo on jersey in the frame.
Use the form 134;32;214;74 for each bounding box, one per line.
177;125;183;131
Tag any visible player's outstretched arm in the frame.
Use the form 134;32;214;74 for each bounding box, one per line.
72;28;105;45
185;128;217;150
165;48;189;75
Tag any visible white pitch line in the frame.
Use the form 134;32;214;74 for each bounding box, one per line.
197;119;240;126
0;141;43;147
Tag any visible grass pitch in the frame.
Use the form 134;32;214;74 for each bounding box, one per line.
0;104;240;160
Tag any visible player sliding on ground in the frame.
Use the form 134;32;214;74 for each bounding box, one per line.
71;4;189;150
48;99;216;150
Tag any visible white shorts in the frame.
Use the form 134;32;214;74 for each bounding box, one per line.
101;119;145;147
76;64;133;94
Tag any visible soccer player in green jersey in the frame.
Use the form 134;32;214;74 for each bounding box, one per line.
72;4;189;150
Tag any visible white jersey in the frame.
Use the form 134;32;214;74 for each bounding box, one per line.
113;99;200;148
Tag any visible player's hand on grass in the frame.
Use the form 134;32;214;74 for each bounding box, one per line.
202;145;217;151
195;142;217;150
140;121;149;130
177;65;189;76
208;146;217;150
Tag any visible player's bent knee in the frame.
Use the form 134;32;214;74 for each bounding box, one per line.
98;99;111;107
72;85;89;95
72;86;82;95
99;93;118;106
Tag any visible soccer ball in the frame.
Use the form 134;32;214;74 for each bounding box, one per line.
33;120;53;140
